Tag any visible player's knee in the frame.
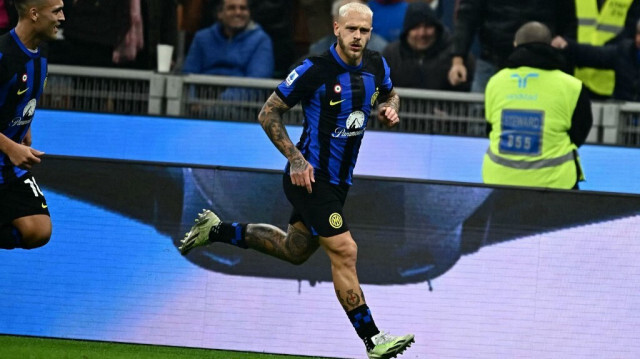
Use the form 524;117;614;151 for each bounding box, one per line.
288;251;313;265
285;241;316;265
343;241;358;267
288;256;306;265
284;224;317;265
21;233;51;249
331;239;358;268
20;225;52;249
26;237;50;249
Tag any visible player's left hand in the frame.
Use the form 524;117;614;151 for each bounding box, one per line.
378;106;399;128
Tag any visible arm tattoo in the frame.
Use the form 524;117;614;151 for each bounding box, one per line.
378;89;400;113
258;92;301;161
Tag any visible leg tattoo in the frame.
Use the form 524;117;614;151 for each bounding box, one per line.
245;223;319;265
336;287;365;311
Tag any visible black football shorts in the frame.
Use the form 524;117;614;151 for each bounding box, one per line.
0;173;50;224
282;173;350;238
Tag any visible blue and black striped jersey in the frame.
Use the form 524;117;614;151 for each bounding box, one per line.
276;44;393;186
0;29;48;184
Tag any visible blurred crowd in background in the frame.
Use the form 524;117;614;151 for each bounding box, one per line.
2;0;640;101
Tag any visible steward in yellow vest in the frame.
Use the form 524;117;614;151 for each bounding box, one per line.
483;22;593;189
575;0;636;97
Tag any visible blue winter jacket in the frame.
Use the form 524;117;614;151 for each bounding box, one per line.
183;21;274;78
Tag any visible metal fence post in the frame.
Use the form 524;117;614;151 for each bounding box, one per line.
148;74;166;115
166;75;184;117
601;103;620;144
587;102;602;144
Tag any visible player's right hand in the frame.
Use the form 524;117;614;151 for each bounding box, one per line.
378;106;399;128
8;144;44;170
289;155;315;194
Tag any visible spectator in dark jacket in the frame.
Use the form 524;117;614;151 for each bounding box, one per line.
50;0;176;70
50;0;136;67
448;0;577;93
250;0;294;78
553;18;640;102
383;1;473;91
135;0;178;71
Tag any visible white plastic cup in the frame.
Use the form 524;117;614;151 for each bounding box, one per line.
157;44;174;73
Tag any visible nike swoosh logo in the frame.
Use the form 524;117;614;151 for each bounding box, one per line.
329;99;345;106
41;203;47;209
17;88;29;95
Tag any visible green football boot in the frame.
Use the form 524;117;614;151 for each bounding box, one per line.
367;331;415;359
179;209;221;255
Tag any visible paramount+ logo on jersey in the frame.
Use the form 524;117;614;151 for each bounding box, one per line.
10;99;37;127
331;111;366;138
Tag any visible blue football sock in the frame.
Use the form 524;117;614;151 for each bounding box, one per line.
210;222;248;248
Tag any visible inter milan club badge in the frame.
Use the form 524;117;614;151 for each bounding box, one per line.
329;212;343;229
22;74;27;82
334;84;342;94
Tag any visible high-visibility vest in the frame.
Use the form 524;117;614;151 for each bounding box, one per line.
483;66;584;189
574;0;634;96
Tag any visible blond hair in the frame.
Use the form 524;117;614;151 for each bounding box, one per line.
332;0;368;19
338;2;373;21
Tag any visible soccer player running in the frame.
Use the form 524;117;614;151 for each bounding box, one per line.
180;2;415;358
0;0;64;250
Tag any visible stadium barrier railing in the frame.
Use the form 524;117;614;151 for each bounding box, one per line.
42;64;638;146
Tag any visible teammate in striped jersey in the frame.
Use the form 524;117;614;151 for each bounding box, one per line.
0;0;64;250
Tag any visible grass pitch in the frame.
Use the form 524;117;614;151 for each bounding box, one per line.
0;335;337;359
